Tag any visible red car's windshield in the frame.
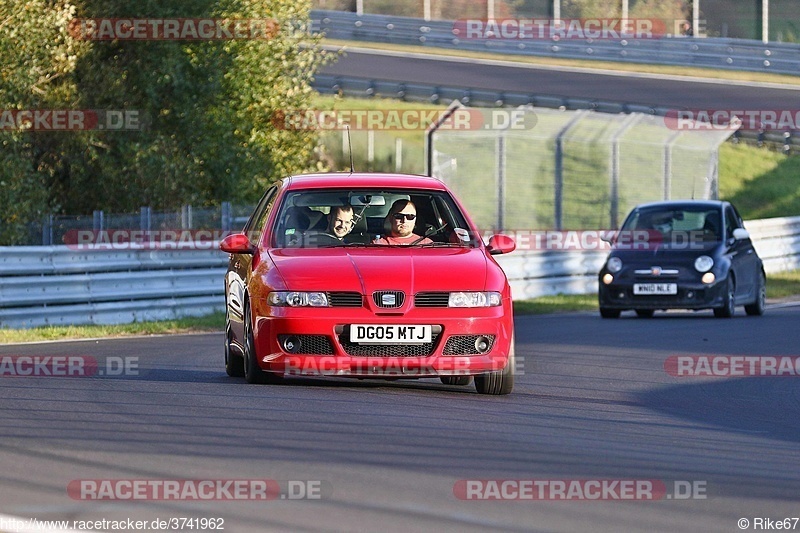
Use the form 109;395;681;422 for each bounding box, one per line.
271;189;478;249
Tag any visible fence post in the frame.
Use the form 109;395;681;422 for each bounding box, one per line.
664;131;682;200
554;110;587;231
42;214;54;246
395;138;403;172
496;133;506;232
181;205;193;229
92;210;104;231
425;100;464;176
140;207;151;231
609;114;641;229
221;202;232;232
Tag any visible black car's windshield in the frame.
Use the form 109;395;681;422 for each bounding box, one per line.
620;206;723;247
272;189;478;249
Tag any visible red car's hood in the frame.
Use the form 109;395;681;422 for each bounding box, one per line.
269;247;488;293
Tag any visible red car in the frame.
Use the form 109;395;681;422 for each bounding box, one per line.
219;173;517;394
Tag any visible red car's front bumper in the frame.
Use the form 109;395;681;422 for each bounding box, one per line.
251;308;514;378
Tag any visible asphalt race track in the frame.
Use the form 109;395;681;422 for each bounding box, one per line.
1;307;799;532
320;48;800;111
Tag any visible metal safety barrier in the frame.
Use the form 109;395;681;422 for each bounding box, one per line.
494;215;800;300
0;245;227;329
0;216;798;328
311;10;800;76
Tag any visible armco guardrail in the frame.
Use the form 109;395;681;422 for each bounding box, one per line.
1;217;798;328
495;216;800;300
0;245;227;329
746;216;800;274
312;10;800;76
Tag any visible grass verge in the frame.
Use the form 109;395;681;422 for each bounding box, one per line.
0;312;225;344
766;269;800;299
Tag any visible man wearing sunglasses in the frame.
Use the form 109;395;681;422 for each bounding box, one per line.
373;199;433;245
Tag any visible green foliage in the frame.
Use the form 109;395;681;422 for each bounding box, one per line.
562;0;621;19
719;142;800;220
0;0;328;244
0;0;88;244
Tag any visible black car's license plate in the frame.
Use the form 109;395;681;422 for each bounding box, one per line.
633;283;677;295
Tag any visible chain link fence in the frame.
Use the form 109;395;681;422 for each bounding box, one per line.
34;203;255;246
428;104;734;231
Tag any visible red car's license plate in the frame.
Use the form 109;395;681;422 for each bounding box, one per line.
349;324;432;344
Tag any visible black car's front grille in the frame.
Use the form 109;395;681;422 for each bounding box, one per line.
277;334;335;355
606;287;708;306
414;292;450;308
328;292;363;307
443;335;495;355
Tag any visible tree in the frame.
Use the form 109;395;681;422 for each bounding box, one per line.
0;0;329;244
0;0;88;244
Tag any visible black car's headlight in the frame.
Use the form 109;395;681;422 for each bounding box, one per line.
607;257;623;273
694;256;714;273
268;291;329;307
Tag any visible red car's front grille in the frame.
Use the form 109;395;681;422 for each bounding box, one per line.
414;292;450;307
328;292;363;307
442;335;495;355
277;335;335;355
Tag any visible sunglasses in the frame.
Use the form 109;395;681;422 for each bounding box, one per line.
392;213;417;221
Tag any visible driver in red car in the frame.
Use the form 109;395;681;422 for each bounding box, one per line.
326;205;355;240
373;199;432;245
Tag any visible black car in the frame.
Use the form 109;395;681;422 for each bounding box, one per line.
598;200;766;318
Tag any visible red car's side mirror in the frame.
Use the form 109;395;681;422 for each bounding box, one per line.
487;234;516;255
219;233;255;254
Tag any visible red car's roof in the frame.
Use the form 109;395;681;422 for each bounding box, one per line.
282;173;449;191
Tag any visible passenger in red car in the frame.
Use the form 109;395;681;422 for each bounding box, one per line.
373;199;432;245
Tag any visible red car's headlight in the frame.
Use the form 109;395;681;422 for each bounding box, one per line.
448;292;502;308
268;291;329;307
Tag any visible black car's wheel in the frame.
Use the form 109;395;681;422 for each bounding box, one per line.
243;303;282;384
441;376;472;386
635;309;655;318
475;340;514;395
600;308;621;319
744;271;766;316
224;314;244;377
713;276;736;318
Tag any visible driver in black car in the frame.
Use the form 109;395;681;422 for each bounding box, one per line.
326;205;355;240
